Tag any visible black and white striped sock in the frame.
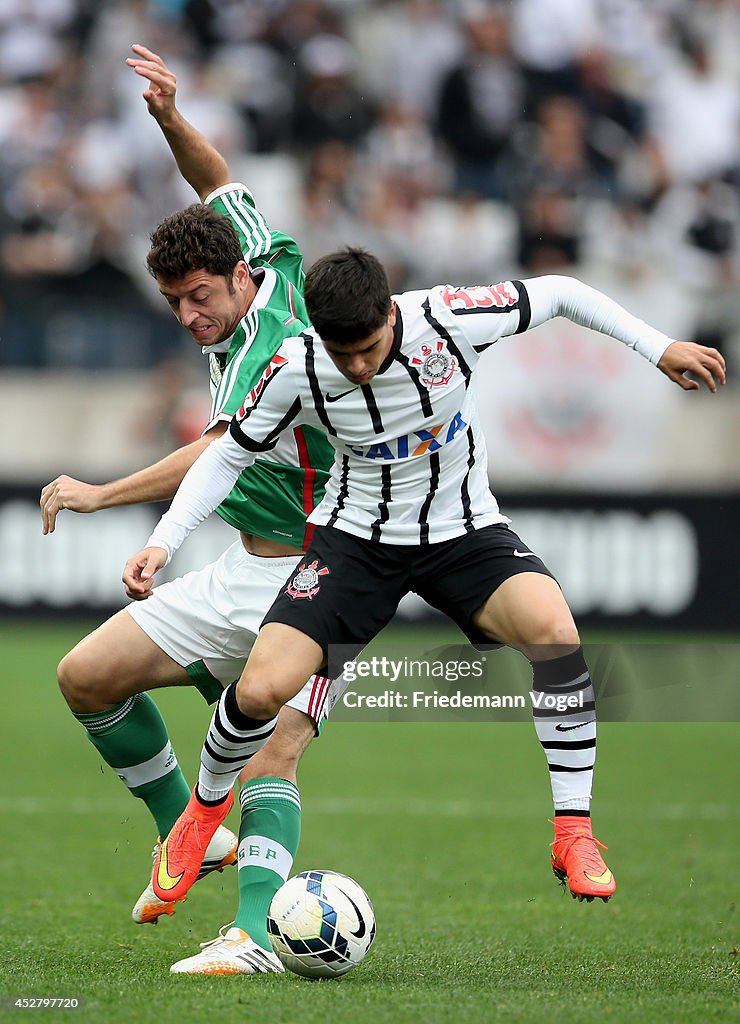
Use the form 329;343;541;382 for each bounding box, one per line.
197;682;278;803
530;647;596;814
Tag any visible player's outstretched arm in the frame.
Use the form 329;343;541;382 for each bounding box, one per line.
39;476;105;534
126;43;229;201
657;341;726;393
40;423;228;535
134;351;304;570
521;275;727;389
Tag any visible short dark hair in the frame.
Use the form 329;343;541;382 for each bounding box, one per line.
304;247;391;344
146;204;244;282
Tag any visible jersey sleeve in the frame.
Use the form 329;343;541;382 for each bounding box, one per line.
428;281;533;359
205;182;305;289
430;276;673;366
207;313;310;432
228;349;305;455
147;348;305;562
522;275;672;364
146;429;256;562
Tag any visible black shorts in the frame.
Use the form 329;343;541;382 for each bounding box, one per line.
262;523;555;655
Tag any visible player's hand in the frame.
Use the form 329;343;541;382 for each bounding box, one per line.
40;476;102;535
122;546;168;601
126;44;177;121
658;341;726;393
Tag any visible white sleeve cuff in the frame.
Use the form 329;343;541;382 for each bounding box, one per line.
143;537;173;566
204;182;253;206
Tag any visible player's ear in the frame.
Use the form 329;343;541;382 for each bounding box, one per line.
233;260;251;289
388;300;397;327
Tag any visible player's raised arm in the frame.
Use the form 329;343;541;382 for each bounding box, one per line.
126;44;229;201
522;275;726;392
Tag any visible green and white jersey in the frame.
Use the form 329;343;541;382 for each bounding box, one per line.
202;182;331;548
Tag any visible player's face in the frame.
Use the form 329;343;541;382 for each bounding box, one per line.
322;304;397;385
157;263;254;346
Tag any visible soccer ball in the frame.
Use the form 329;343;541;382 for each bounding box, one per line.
267;870;376;978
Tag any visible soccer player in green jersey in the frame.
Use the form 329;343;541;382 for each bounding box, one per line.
39;46;343;974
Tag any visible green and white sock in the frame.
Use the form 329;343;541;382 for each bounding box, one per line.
235;777;301;950
74;693;191;837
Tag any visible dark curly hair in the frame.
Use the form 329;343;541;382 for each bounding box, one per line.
146;204;244;282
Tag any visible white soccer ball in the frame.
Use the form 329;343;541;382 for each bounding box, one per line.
267;870;376;978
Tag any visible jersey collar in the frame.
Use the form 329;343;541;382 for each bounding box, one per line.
245;266;277;314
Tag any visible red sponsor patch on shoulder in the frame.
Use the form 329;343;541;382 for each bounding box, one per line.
440;283;517;311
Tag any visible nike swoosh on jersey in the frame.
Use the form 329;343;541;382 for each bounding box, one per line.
512;549;536;558
156;841;185;892
584;868;613;884
555;722;589;732
326;387;359;402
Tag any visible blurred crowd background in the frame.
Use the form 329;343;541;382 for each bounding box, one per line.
0;0;738;621
1;0;738;371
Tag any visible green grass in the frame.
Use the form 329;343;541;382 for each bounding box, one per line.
0;622;738;1024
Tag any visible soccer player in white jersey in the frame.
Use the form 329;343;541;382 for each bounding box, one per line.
39;47;345;973
125;248;725;950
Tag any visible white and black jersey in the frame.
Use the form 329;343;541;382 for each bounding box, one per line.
229;282;532;544
148;275;671;558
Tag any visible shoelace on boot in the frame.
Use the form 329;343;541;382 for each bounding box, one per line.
549;819;609;874
199;922;237;951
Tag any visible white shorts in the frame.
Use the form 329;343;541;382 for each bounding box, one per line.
126;540;347;732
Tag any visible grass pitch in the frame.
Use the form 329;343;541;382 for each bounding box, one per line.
0;621;737;1024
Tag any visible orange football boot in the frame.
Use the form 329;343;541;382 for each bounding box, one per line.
550;816;616;902
152;787;234;903
133;825;238;924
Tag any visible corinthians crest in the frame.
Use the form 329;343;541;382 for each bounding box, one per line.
411;340;457;388
285;559;330;600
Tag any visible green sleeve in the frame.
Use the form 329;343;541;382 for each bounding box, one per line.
206;182;305;290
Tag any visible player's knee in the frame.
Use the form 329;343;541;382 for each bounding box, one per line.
235;674;286;721
57;648;96;711
525;619;580;656
545;621;580;647
57;646;117;712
